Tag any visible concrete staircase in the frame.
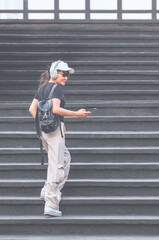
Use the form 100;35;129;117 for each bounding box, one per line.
1;23;159;239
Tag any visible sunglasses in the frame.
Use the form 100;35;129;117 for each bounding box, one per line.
58;70;70;78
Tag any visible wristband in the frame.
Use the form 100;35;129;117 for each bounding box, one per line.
74;112;77;118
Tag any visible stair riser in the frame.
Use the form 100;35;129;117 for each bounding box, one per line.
2;83;159;91
1;73;159;80
2;93;159;101
1;184;159;197
0;153;45;164
2;29;154;34
1;121;159;131
0;107;158;117
2;55;159;61
0;152;159;164
2;26;159;35
0;202;159;216
101;107;159;116
2;36;159;43
0;109;30;117
2;136;159;148
1;168;159;179
1;221;159;236
0;84;37;91
2;39;148;44
1;46;159;52
1;64;159;71
58;121;159;131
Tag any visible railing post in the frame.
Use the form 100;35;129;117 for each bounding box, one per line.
152;0;157;20
117;0;122;21
23;0;28;20
85;0;90;21
54;0;59;22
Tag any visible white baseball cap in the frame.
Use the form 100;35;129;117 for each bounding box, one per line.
50;60;74;78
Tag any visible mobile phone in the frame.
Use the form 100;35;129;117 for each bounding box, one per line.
87;108;97;113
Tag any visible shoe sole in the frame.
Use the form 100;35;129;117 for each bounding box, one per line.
44;213;62;217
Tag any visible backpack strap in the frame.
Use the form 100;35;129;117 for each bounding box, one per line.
48;84;63;138
48;83;58;99
59;122;64;138
35;109;41;139
35;110;44;165
40;138;44;165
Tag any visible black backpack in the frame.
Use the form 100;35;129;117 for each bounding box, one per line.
35;84;62;165
37;84;60;134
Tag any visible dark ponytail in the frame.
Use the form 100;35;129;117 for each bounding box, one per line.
39;65;50;87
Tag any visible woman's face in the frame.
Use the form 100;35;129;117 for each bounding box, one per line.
55;71;70;86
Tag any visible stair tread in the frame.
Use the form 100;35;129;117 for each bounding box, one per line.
2;42;159;47
1;131;159;137
1;79;159;85
2;24;159;31
0;215;159;223
1;179;159;184
2;33;159;38
1;146;159;149
2;60;159;64
1;162;159;170
2;89;159;93
0;147;159;155
0;100;159;106
1;116;159;122
1;196;159;201
0;236;157;240
2;51;159;56
2;70;159;73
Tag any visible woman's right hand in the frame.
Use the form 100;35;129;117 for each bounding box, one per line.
75;109;91;118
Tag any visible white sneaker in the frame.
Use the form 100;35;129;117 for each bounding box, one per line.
44;205;62;217
40;188;45;200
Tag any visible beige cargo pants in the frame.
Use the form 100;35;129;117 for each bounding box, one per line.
41;122;71;210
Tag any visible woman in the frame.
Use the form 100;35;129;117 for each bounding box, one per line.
29;60;91;217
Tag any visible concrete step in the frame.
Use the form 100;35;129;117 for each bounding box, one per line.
1;196;159;216
1;43;159;53
1;23;159;34
0;179;159;197
1;163;159;180
1;69;159;80
1;215;159;236
2;51;159;62
1;179;159;197
2;131;159;148
2;89;159;101
1;147;159;164
3;80;159;91
0;236;158;240
2;34;159;43
2;60;159;71
1;116;159;131
0;60;159;71
0;101;159;117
